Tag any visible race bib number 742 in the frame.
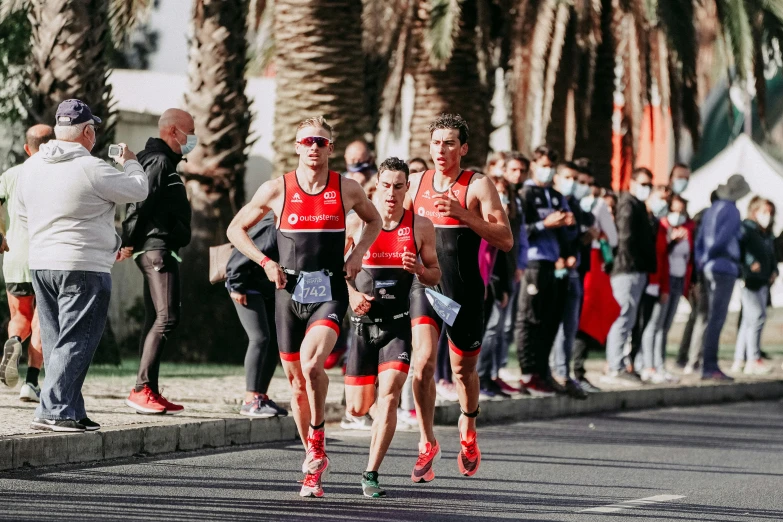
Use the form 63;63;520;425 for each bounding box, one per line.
292;271;333;304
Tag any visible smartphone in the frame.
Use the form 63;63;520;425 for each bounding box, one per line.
108;144;122;157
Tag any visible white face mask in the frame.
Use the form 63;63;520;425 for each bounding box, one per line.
672;178;688;195
559;178;575;196
757;212;771;229
534;166;555;184
580;196;595;213
634;184;651;202
573;183;591;200
650;196;669;217
668;212;685;227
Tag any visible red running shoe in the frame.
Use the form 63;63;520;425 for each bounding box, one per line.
299;471;325;498
411;440;441;483
494;377;521;394
126;385;166;414
520;374;557;397
157;393;185;415
302;429;329;474
458;433;481;477
324;347;346;370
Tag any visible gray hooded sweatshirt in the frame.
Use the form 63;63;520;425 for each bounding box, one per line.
16;140;148;273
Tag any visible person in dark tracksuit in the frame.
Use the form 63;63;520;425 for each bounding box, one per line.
121;109;195;415
515;146;576;396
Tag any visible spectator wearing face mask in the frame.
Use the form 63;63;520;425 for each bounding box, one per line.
602;168;657;386
627;184;671;374
515;145;576;396
695;174;751;381
732;197;777;376
639;195;694;383
669;164;691;195
343;139;378;185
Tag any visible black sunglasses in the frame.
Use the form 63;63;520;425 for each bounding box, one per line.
297;136;331;148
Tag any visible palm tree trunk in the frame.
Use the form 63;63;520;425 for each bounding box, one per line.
176;0;252;363
27;0;115;153
409;0;490;168
272;0;369;177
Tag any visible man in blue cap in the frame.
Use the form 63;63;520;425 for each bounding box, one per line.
17;99;149;432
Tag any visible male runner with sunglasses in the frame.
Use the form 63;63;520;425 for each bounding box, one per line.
228;117;382;498
344;157;440;498
405;114;513;481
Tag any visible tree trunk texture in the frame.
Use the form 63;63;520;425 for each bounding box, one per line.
409;0;490;168
175;0;252;362
544;7;577;158
272;0;369;177
27;0;115;153
572;0;614;186
509;0;541;152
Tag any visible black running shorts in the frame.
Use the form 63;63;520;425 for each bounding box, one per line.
345;318;411;385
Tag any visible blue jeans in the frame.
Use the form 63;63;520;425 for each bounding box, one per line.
641;276;685;371
32;270;112;420
552;271;583;378
734;285;768;362
606;272;647;372
478;298;505;380
701;269;737;374
500;280;521;368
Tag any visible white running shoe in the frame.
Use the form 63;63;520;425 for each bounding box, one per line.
436;380;460;402
396;408;417;431
744;359;773;375
730;361;744;374
0;338;22;388
19;382;41;402
340;413;373;431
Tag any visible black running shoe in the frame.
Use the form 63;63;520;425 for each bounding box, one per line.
30;418;85;432
79;418;101;431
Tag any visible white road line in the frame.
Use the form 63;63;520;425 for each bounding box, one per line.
581;495;687;513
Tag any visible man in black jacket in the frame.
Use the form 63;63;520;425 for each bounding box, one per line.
602;167;656;385
120;108;195;415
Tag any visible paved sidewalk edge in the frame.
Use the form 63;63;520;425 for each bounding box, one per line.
2;380;781;472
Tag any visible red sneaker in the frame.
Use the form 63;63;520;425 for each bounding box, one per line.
411;440;441;483
126;385;166;414
494;377;521;394
157;393;185;415
302;429;329;474
324;347;346;370
457;433;481;477
520;375;557;397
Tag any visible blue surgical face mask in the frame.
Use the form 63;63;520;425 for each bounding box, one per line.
559;178;575;197
500;194;510;206
580;196;595;213
672;178;688;195
534;166;555;184
668;212;685;227
573;183;591;200
634;184;651;202
650;196;668;217
181;134;198;155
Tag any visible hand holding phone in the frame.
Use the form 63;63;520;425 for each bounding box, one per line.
108;143;137;166
108;144;122;158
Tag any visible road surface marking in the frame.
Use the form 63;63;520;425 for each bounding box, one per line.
582;495;686;513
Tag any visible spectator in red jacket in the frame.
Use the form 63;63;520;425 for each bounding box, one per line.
639;195;695;382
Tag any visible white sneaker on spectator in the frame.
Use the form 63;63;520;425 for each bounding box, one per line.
661;371;680;384
730;361;744;374
436;380;460;402
743;359;772;375
683;364;695;375
600;370;641;387
641;369;666;384
19;382;41;402
397;408;418;428
340;413;373;431
498;368;517;383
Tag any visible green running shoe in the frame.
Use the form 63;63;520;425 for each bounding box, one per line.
361;472;387;498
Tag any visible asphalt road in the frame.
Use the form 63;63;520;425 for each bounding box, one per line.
1;401;781;522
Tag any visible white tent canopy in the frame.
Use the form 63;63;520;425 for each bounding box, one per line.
683;134;783;235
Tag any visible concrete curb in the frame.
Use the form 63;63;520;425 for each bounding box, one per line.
2;380;781;472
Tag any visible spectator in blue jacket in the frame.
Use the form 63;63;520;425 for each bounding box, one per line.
514;145;576;396
695;174;750;381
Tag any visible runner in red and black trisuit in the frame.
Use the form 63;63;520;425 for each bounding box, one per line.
343;157;440;498
227;117;382;499
404;114;513;481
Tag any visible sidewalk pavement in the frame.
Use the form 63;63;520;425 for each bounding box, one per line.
2;358;782;472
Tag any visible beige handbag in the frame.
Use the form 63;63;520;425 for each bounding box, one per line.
208;243;234;284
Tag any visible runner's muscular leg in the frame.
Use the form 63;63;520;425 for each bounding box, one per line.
299;325;339;430
367;370;407;472
7;294;34;341
28;306;42;369
412;323;438;445
345;383;376;417
450;349;480;439
281;359;310;449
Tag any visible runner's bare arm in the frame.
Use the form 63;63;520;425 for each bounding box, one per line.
227;179;287;288
403;172;423;210
344;212;363;256
408;215;440;286
434;174;512;251
342;178;382;279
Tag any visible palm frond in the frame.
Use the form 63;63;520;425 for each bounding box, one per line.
380;0;415;119
657;0;697;92
427;0;464;68
527;0;558;146
249;0;266;32
0;0;26;24
714;0;753;79
108;0;153;47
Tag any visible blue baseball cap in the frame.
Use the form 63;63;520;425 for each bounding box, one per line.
55;99;102;126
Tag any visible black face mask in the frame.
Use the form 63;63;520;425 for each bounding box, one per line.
347;161;372;173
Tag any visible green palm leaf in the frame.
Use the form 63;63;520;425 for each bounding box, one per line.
427;0;463;68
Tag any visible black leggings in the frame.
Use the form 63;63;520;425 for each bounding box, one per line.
233;293;279;393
